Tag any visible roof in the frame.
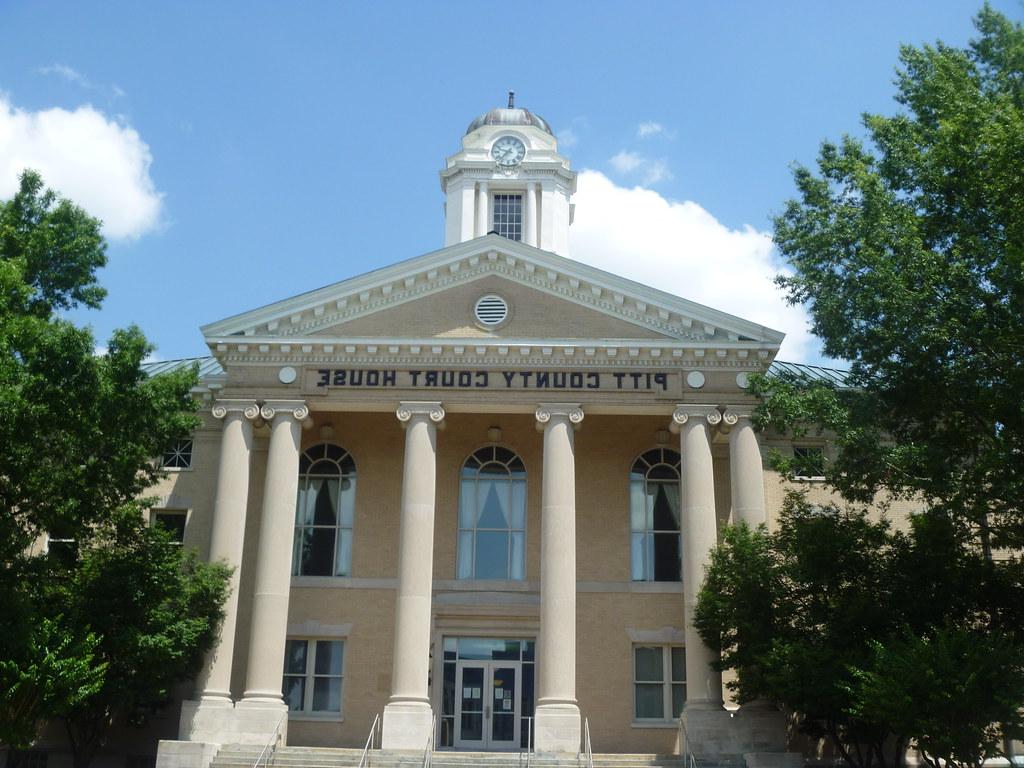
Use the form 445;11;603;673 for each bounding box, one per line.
142;355;850;388
466;107;553;136
141;356;225;379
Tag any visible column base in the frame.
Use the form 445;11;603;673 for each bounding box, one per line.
534;703;581;754
681;703;790;760
178;698;288;746
381;701;434;750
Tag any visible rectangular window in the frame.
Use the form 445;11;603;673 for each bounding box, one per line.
151;509;187;544
282;639;344;714
633;645;685;721
161;439;193;469
492;194;522;241
793;446;826;479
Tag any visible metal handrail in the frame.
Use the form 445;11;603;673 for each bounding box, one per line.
583;717;594;768
678;715;697;768
525;717;533;768
422;714;436;768
357;713;380;768
252;710;286;768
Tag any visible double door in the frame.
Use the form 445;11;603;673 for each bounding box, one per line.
454;660;520;749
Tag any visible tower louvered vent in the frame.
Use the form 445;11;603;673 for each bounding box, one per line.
474;294;509;326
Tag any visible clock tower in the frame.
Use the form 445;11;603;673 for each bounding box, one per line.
441;93;577;256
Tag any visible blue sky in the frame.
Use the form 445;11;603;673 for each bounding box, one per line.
0;1;1016;365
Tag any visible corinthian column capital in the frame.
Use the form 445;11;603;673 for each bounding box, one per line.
211;399;260;421
670;404;721;432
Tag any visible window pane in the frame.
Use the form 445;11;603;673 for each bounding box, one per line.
653;532;681;582
312;479;338;526
635;683;664;719
334;529;352;577
671;647;686;682
297;481;316;525
283;675;304;711
672;683;686;717
312;677;341;712
630;477;646;532
154;512;186;543
303;527;335;576
631;533;646;581
459;478;476;529
442;662;456;714
285;640;307;674
475;530;509;579
457;531;473;579
339;477;356;527
477;480;509;528
314;641;343;675
510;532;525;581
510;480;526;530
651;483;680;531
635;647;664;681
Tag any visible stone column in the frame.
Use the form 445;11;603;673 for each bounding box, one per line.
723;408;767;528
476;181;489;237
671;405;724;709
239;400;308;710
195;400;260;706
381;402;445;750
524;181;538;246
533;403;584;753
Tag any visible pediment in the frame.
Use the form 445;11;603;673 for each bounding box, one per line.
203;236;784;352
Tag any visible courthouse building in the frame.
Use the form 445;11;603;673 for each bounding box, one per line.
136;98;840;765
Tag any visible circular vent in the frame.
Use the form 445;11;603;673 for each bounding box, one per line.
474;294;509;327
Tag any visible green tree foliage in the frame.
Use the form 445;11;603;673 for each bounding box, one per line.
0;171;230;766
696;495;1024;768
761;5;1024;550
698;8;1024;767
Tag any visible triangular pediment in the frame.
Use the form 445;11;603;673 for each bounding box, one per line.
202;236;785;353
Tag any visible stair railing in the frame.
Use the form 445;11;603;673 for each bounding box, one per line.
678;715;697;768
251;710;286;768
357;712;380;768
422;714;436;768
583;717;594;768
524;717;533;768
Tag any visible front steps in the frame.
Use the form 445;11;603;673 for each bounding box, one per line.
209;744;709;768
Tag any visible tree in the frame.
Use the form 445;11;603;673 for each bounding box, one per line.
762;5;1024;551
695;496;1024;768
0;170;230;766
697;7;1024;767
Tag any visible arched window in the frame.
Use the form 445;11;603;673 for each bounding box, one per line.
630;448;681;582
293;443;356;577
457;446;526;580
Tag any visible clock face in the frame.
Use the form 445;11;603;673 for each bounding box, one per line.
491;136;526;167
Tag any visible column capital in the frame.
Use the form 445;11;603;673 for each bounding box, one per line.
396;401;445;424
259;399;309;421
721;406;757;428
670;404;721;432
211;399;260;421
535;403;584;428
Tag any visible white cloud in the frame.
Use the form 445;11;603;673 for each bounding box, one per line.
637;121;664;138
568;170;816;363
609;150;673;186
557;127;578;149
40;64;89;87
0;95;162;240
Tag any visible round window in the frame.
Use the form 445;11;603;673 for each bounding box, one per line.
474;294;509;327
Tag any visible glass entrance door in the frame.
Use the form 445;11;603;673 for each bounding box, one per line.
454;661;520;750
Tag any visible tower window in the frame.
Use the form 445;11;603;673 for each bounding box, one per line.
492;194;522;241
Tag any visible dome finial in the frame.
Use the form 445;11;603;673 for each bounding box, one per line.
508;90;515;109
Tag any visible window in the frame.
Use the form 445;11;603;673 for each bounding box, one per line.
492;194;522;241
293;443;356;577
161;439;193;469
457;446;526;580
630;448;682;582
634;645;685;721
282;639;343;714
151;509;187;544
793;446;826;479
